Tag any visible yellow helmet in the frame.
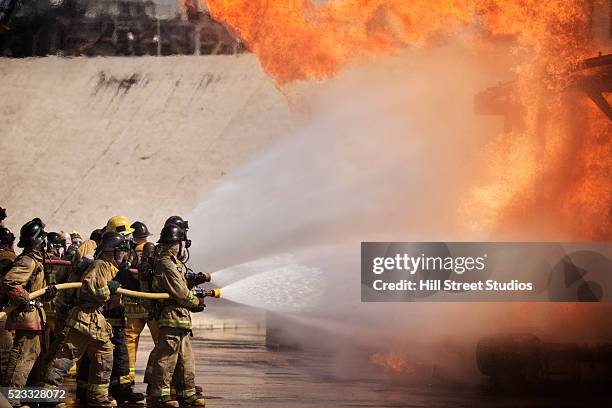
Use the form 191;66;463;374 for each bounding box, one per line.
106;215;135;236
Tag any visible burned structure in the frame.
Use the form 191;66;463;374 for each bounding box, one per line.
474;1;612;127
0;0;243;57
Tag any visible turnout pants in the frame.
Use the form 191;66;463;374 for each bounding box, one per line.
43;328;114;402
125;317;158;382
3;330;42;388
0;326;13;386
78;325;131;398
147;327;196;400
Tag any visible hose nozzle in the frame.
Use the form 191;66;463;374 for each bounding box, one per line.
193;287;221;298
209;287;221;298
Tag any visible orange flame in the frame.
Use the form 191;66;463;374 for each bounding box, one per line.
206;0;611;241
206;1;591;84
464;1;611;241
369;351;415;374
205;0;477;84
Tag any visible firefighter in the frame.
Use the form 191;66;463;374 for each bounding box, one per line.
29;232;70;387
0;206;6;227
54;228;103;336
124;221;158;383
41;231;129;407
44;229;103;388
54;228;102;337
44;231;67;283
0;226;16;274
45;232;69;284
144;216;205;396
146;223;206;408
0;226;16;385
46;232;67;269
65;230;84;259
84;215;144;403
2;218;57;406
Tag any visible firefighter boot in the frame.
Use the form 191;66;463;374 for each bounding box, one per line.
87;398;117;408
179;393;206;407
112;387;145;403
76;386;87;406
147;396;179;408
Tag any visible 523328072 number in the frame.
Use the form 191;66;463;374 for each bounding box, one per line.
0;387;68;402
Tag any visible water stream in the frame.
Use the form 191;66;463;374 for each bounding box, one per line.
184;46;505;362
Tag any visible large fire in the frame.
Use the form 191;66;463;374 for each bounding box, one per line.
202;1;611;344
205;0;611;242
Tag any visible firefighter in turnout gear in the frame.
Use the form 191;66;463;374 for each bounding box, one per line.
124;221;158;383
0;226;16;385
53;228;102;336
2;218;57;407
146;223;206;407
65;230;84;260
85;216;145;403
45;232;68;284
41;231;130;407
44;228;103;387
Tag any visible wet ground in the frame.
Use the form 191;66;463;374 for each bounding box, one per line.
19;306;603;408
125;321;611;408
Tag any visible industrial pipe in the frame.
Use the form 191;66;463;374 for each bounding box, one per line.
0;283;221;321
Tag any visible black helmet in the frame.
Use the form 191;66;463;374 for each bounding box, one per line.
0;207;6;222
89;228;104;245
131;221;152;240
0;227;15;247
17;218;47;249
157;224;186;244
47;232;66;251
96;231;130;254
164;216;189;231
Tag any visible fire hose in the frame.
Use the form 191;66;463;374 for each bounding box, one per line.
0;283;221;321
46;259;139;274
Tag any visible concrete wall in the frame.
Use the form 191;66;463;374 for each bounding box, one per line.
0;54;300;238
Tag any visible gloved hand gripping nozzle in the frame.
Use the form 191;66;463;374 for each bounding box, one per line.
185;271;211;288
